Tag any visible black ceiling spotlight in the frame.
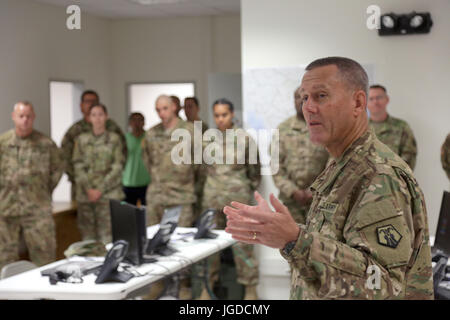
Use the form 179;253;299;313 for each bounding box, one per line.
378;11;433;36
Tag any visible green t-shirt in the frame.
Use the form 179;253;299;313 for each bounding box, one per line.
122;132;151;187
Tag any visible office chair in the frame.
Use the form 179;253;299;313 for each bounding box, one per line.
0;260;37;280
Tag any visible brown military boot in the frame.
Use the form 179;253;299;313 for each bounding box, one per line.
141;280;165;300
243;285;258;300
196;287;211;300
178;278;192;300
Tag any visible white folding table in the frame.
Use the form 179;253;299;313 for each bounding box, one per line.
0;227;235;300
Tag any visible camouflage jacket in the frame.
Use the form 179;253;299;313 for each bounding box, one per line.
441;133;450;180
202;125;261;210
280;129;433;300
273;116;329;208
141;119;197;206
61;118;126;183
0;129;63;217
370;115;417;170
73;131;125;203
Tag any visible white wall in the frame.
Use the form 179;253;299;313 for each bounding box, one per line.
0;0;112;138
242;0;450;299
242;0;450;237
0;0;241;137
109;15;241;130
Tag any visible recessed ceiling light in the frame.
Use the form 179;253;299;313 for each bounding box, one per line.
128;0;189;5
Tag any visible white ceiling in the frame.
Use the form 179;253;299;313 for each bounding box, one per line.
32;0;240;19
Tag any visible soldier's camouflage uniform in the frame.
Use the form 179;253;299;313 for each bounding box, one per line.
191;120;209;221
280;129;434;300
73;131;125;244
273;116;329;224
61;118;126;200
141;119;198;227
201;125;261;287
0;130;63;270
370;115;417;170
441;133;450;180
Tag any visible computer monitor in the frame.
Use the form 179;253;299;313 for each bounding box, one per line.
110;199;156;265
145;221;178;256
433;191;450;256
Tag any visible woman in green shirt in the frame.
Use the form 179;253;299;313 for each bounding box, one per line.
122;112;150;206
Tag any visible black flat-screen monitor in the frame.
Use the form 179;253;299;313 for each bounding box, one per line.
110;199;156;265
434;191;450;256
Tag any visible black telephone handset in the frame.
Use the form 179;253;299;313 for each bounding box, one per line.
145;221;178;256
95;240;134;284
195;209;219;239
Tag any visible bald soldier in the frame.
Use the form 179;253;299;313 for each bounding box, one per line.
224;57;434;300
0;102;63;270
61;90;126;201
272;86;329;224
141;94;198;300
442;133;450;180
141;94;197;227
368;84;417;170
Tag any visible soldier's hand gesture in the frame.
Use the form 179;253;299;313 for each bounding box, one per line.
224;191;300;249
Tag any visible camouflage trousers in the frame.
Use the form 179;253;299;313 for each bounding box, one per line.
193;209;259;287
146;203;195;227
77;199;112;245
0;211;56;270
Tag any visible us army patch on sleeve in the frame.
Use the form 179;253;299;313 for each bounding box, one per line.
376;225;402;248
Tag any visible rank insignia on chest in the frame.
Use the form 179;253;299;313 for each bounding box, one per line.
376;224;402;249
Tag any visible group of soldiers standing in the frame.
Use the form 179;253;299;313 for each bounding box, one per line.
0;75;449;300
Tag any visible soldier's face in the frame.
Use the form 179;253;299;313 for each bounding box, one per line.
156;98;176;125
89;106;108;130
213;104;234;131
12;104;35;136
300;65;358;148
81;93;99;119
368;88;389;116
184;99;199;121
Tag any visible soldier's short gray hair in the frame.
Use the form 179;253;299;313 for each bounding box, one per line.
13;101;34;112
305;57;368;97
155;94;173;106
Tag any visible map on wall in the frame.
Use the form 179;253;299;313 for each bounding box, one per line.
243;66;306;177
243;66;306;132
